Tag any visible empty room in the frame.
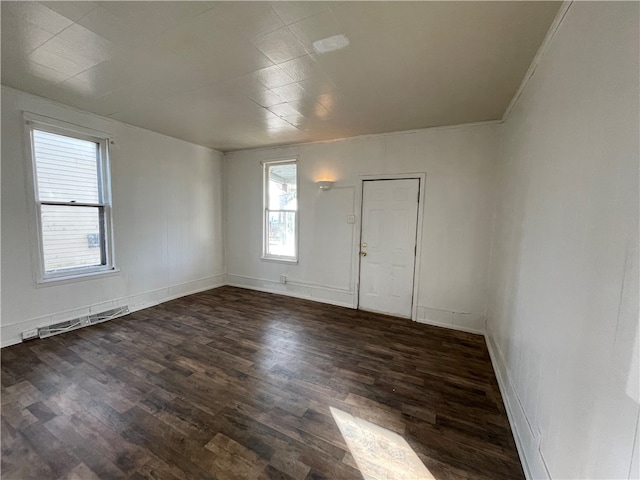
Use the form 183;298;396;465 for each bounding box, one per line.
1;1;638;479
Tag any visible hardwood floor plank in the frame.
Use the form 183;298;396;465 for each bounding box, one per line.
2;286;524;479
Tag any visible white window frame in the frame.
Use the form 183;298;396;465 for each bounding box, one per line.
23;112;117;284
261;159;298;263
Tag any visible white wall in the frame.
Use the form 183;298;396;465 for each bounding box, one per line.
486;3;639;479
1;87;225;347
224;122;500;333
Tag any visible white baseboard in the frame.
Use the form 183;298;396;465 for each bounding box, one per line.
415;317;485;335
3;275;491;346
225;273;355;309
415;306;486;334
0;273;226;348
485;325;549;480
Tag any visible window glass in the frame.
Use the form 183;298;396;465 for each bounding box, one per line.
264;162;297;260
268;164;297;210
267;211;296;258
28;123;113;280
40;204;103;272
33;130;100;203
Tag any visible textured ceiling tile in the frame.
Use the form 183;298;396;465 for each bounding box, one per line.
198;42;274;83
88;84;161;116
1;12;54;57
42;1;99;22
28;32;109;78
267;102;302;118
286;97;331;120
269;1;331;26
250;65;296;90
2;55;73;86
270;82;307;103
2;2;73;35
277;55;323;82
60;52;154;99
163;86;228;112
265;116;293;129
194;2;284;42
247;89;285;109
27;24;115;76
281;113;304;127
287;10;344;50
2;1;562;151
331;1;420;38
76;5;149;47
25;24;115;81
297;76;337;97
98;1;214;31
252;27;309;65
56;23;115;58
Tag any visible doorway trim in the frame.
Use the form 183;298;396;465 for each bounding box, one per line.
352;172;427;321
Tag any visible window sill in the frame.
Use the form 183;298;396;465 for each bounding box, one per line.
260;256;298;264
36;267;121;288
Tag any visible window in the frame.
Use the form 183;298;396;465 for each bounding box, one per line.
263;160;297;261
26;116;115;282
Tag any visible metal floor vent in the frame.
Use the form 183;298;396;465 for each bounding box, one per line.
38;306;130;339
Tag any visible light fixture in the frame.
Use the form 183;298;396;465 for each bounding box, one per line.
313;34;350;54
317;181;334;191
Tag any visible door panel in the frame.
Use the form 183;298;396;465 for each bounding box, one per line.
359;179;420;318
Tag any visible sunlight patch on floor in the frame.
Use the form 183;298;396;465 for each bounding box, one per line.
330;407;435;480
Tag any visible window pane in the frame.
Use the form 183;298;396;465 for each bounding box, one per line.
41;205;103;272
267;211;296;258
268;164;297;210
33;130;100;203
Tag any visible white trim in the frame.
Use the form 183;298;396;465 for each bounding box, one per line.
354;173;427;321
225;276;354;309
415;317;484;336
226;273;353;295
262;158;299;262
35;267;121;288
502;1;573;122
23;113;117;283
259;256;298;264
1;273;226;348
23;111;114;140
6;279;494;348
485;325;550;480
335;184;358;302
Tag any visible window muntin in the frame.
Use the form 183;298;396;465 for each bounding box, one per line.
263;161;297;261
28;121;114;280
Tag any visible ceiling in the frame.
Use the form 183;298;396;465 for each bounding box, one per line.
1;1;561;152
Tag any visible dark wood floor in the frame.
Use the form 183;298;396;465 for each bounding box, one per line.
1;286;524;480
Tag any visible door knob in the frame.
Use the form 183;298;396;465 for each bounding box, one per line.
360;252;367;257
362;242;368;247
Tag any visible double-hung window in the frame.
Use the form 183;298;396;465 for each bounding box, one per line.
263;160;298;262
26;115;115;282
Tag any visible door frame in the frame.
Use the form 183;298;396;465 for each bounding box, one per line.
353;173;427;321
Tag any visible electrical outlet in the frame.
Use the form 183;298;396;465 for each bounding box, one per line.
21;328;38;340
347;214;355;224
280;275;287;284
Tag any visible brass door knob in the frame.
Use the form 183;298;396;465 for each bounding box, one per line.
360;252;367;257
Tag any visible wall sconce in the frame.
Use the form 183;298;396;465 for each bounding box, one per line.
317;181;334;191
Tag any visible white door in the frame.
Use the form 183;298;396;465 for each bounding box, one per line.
358;179;420;318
